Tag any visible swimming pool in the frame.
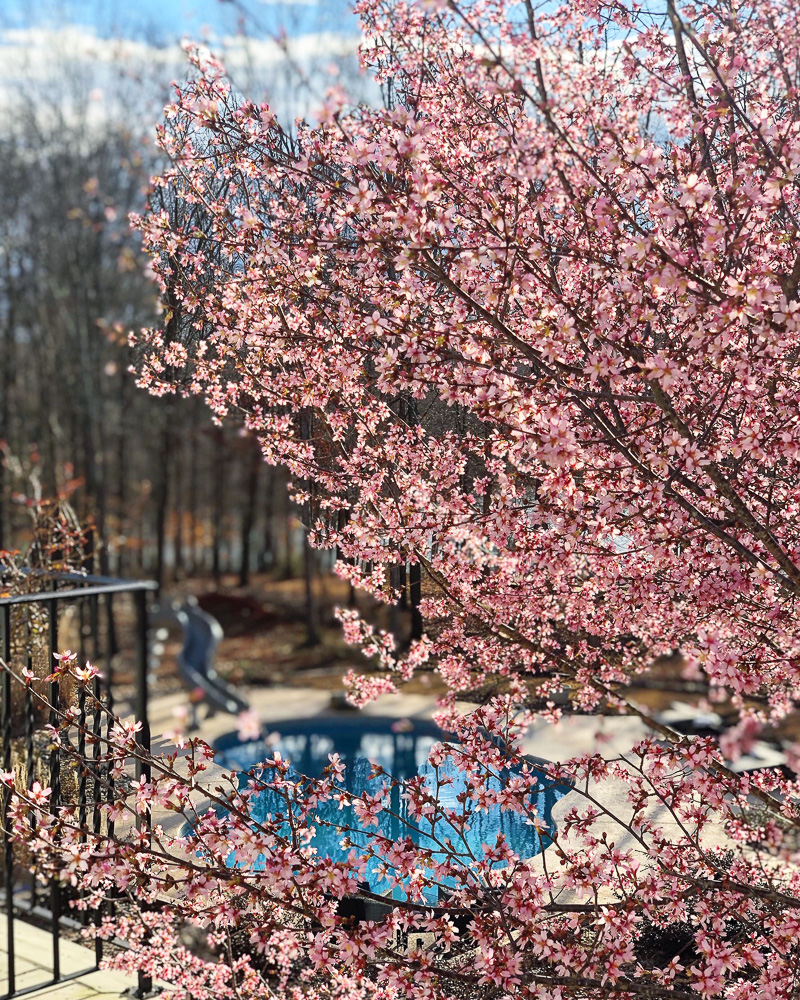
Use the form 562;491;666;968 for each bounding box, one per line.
214;716;569;903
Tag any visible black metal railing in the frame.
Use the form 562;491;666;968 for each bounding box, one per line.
0;574;157;999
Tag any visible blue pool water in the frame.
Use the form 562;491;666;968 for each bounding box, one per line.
214;717;568;903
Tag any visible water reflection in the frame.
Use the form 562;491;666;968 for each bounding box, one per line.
216;718;568;902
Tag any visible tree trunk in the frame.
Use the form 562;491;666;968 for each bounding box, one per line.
188;405;200;576
154;405;171;594
302;527;320;646
409;561;422;641
258;467;275;573
300;412;320;645
212;429;225;587
389;563;400;637
173;427;184;582
239;439;260;587
116;368;128;576
0;271;12;553
281;490;295;579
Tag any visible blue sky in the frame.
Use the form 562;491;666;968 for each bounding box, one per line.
0;0;357;44
0;0;369;128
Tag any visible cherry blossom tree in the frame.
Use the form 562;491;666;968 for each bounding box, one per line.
7;0;800;996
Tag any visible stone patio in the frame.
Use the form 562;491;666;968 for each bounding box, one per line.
0;920;136;999
147;683;652;760
0;684;716;996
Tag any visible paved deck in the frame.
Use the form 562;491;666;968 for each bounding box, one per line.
0;684;722;996
0;920;136;999
147;683;652;760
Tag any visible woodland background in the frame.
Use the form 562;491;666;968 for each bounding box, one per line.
0;0;366;596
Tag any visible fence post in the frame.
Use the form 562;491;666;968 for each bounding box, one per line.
133;590;153;998
2;605;15;997
0;577;157;1000
134;589;151;783
47;599;61;983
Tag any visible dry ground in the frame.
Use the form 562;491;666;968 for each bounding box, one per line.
153;571;800;747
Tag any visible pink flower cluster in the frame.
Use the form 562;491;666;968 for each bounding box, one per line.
10;0;800;994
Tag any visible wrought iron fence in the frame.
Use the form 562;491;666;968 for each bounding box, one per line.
0;574;158;999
